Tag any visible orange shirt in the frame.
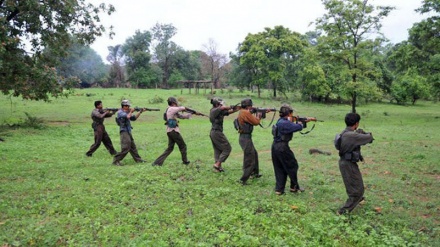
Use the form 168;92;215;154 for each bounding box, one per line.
238;109;260;126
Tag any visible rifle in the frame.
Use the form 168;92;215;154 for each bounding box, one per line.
250;107;277;119
103;108;119;112
185;107;208;117
133;107;160;112
290;115;324;134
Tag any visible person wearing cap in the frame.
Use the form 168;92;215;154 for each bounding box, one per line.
152;97;191;166
236;98;265;185
86;100;117;157
112;100;146;166
271;104;309;195
209;97;239;172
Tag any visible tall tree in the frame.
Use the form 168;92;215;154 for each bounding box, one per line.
408;0;439;99
106;45;125;87
151;23;179;88
122;30;153;88
315;0;394;112
0;0;114;101
203;39;228;89
238;26;307;98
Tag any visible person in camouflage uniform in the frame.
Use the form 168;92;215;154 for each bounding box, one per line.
209;97;238;172
336;113;374;215
86;100;117;157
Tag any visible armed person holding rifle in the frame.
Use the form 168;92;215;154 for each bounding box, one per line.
209;97;239;172
152;97;206;166
335;113;374;215
236;98;271;185
271;104;316;195
86;100;118;157
112;100;146;166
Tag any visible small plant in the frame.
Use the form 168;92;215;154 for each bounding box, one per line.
148;95;164;104
23;112;45;129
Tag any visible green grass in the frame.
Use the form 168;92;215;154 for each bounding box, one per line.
0;88;439;246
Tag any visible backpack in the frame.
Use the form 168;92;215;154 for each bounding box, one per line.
334;133;342;150
233;118;241;131
115;117;125;126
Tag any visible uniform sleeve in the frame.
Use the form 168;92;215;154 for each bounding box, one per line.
279;119;303;134
239;110;260;126
91;109;102;118
353;133;374;146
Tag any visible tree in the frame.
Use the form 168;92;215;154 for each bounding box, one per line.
106;45;125;87
202;39;228;89
407;0;439;99
297;46;330;101
151;23;179;88
238;26;307;98
391;68;430;105
122;30;153;88
173;50;202;81
0;0;114;101
315;0;394;112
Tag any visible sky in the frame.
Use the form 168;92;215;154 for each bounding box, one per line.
87;0;428;61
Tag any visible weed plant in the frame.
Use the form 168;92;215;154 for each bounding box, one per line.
0;88;439;246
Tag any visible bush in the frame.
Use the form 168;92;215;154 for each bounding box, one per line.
148;95;165;104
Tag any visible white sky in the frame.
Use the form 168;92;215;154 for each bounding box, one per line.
88;0;427;61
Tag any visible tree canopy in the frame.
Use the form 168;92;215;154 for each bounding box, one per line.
0;0;114;101
315;0;394;112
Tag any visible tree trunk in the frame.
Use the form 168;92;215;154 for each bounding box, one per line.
351;92;357;113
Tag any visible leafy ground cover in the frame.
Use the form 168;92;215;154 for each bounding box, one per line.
0;88;439;246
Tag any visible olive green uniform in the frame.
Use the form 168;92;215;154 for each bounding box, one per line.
338;127;374;214
209;107;232;164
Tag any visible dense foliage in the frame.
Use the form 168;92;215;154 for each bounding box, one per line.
2;0;438;107
0;0;114;101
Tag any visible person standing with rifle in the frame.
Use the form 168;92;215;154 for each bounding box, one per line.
152;97;197;166
271;104;313;195
209;97;239;172
112;100;146;166
335;113;374;215
86;100;117;157
236;98;266;185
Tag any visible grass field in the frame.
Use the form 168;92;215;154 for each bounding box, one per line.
0;88;439;246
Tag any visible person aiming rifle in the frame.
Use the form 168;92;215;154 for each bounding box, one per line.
112;100;147;166
152;97;203;166
209;97;239;172
271;104;315;195
335;113;374;215
236;98;271;185
86;100;117;157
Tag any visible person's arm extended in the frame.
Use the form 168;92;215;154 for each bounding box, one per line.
241;110;260;126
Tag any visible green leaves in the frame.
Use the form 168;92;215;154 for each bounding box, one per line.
238;26;307;98
0;0;114;101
